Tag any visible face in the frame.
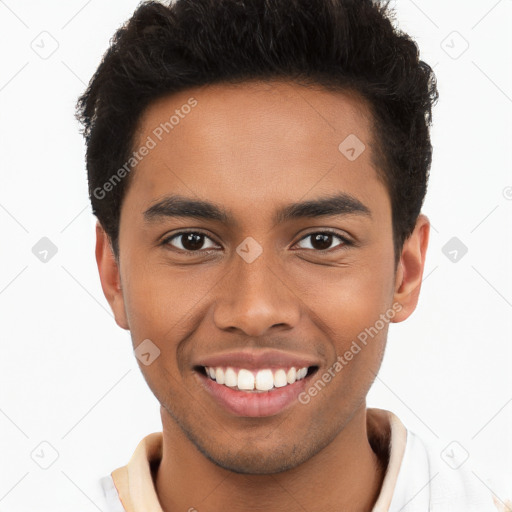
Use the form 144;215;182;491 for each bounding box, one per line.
97;80;429;474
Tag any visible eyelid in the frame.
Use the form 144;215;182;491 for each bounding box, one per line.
161;228;353;253
293;229;353;249
161;230;221;250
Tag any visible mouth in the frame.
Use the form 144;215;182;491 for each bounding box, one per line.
195;365;319;391
194;364;320;417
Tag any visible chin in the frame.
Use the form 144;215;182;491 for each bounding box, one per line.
202;449;305;475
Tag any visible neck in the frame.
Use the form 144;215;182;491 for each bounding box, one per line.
155;403;387;512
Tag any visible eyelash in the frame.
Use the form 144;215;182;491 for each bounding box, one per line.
161;229;353;254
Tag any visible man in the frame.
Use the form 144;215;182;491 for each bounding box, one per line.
76;0;508;510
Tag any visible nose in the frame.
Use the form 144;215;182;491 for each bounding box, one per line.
212;250;301;337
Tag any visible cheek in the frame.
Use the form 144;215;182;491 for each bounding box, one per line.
298;260;394;337
290;259;394;391
119;257;219;347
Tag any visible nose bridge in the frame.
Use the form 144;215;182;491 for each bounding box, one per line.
213;243;300;336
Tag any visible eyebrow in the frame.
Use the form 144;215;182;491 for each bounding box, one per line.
143;192;371;225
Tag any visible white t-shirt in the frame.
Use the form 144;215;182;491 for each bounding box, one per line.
98;408;511;512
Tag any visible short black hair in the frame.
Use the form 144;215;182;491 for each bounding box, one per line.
76;0;438;261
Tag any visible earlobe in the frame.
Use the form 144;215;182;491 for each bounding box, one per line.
391;214;430;323
95;222;130;330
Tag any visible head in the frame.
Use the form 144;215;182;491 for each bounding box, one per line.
77;0;437;474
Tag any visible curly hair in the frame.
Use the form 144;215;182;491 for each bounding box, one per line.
76;0;438;261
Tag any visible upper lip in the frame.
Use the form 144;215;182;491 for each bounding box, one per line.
194;350;320;371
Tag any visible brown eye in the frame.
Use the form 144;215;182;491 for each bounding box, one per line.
165;232;218;252
296;232;349;251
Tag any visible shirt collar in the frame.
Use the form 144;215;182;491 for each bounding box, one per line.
110;407;407;512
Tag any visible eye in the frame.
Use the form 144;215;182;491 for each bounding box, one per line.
163;231;219;252
295;231;351;251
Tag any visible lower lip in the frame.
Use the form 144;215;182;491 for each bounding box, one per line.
196;369;314;418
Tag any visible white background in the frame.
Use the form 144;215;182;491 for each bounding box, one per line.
0;0;511;510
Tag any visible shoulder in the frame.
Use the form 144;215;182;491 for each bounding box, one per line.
393;428;511;512
97;474;126;512
94;432;164;512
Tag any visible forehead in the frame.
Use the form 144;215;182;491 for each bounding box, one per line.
126;80;389;219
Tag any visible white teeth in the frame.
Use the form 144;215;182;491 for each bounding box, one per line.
297;367;307;380
273;369;288;388
238;369;255;390
203;365;310;391
255;369;274;391
216;367;225;385
224;367;238;387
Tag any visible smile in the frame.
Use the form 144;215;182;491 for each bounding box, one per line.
195;365;319;417
202;365;313;392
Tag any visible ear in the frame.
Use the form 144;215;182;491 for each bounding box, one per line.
95;222;129;330
391;214;430;323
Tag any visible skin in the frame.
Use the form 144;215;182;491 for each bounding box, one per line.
96;80;429;512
